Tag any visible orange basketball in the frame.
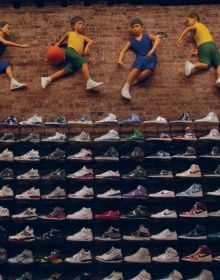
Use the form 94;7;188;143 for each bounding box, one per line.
46;45;65;66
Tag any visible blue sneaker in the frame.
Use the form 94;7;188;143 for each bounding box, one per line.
119;114;140;124
179;225;207;239
176;183;203;197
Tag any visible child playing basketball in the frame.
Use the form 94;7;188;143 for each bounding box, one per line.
41;16;103;90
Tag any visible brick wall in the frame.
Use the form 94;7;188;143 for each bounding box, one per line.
0;3;220;121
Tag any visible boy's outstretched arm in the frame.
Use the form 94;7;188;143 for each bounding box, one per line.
0;35;30;48
83;35;94;55
177;26;196;47
148;34;161;57
117;41;131;68
55;32;68;47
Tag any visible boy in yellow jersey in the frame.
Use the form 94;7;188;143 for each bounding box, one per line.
41;16;103;90
177;12;220;87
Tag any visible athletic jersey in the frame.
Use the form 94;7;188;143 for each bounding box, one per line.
67;31;84;55
130;33;155;57
0;42;6;56
194;22;213;47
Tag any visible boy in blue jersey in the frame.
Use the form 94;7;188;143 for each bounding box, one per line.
118;18;161;100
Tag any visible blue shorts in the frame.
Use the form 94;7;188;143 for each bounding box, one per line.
133;55;157;71
0;60;10;74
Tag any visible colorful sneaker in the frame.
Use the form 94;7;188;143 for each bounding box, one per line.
68;115;93;124
42;132;66;142
123;225;150;241
8;226;35;242
37;228;62;241
8;249;34;264
95;210;121;220
179;202;208;218
95;247;122;263
67;148;92;161
94;147;119;162
187;269;214;280
126;130;144;141
95;170;120;179
37;249;63;264
19;114;43;125
39;207;65;220
67;166;93;180
41;186;66;200
195;112;219;123
151;209;177;219
66;207;93;220
119;114;140;124
69;131;91;142
173;127;197;141
151;229;177;240
182;245;212;262
178;225;207;240
65;249;92;263
121;205;149;219
16;168;40;180
128;270;151;280
176;183;203;197
0;149;14;161
95;226;121;241
15;187;40;200
124;247;151;263
122;185;148;199
95;113;118;124
0;185;13;198
66;227;93;242
96;188;121;199
14;149;40;162
157;270;182;280
11;208;38;221
152;247;179;263
199;128;220;140
94;129;120;141
67;186;94;199
175;164;201;177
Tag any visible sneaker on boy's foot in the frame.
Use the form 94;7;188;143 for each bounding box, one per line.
185;61;195;76
216;77;220;87
121;86;131;100
10;79;26;90
41;77;52;89
86;79;103;90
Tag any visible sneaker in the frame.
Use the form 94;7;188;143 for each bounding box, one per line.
65;249;92;263
8;226;35;242
151;229;177;240
121;147;145;160
41;76;51;89
11;208;38;221
209;209;220;217
143;116;168;124
187;269;214;280
15;272;32;280
149;190;175;198
96;188;121;199
0;133;15;142
0;149;14;161
207;188;220;196
95;210;121;220
172;146;196;159
204;165;220;177
128;270;151;280
121;205;149;219
0;185;13;198
41;186;66;200
39;207;65;220
0;247;7;263
173;127;197;141
95;170;120;179
195;112;219;123
15;187;40;200
95;247;122;263
94;147;119;162
182;245;212;262
179;202;208;218
37;249;63;264
37;228;63;242
95;226;121;241
121;86;132;100
19;114;43;125
119;114;140;124
176;183;203;197
157;270;183;280
68;115;93;124
67;166;93;180
175;164;201;177
0;226;7;240
178;225;207;240
95;113;118;124
122;166;146;179
66;207;93;220
41;148;65;161
94;129;120;141
122;185;148;199
199;146;220;158
185;61;194;76
148;169;173;178
15;149;40;162
146;150;171;159
0;206;9;218
42;132;66;142
102;271;124;280
213;255;220;261
146;133;172;141
67;186;94;199
67;148;92;161
42;169;65;180
20;132;40;143
0;168;13;180
152;247;179;263
124;247;151;263
16;168;40;180
45;115;67;125
69;131;91;142
10;79;26;90
66;227;93;242
8;249;34;264
199;128;220;140
151;209;177;219
123;225;150;241
0;115;19;126
86;79;103;90
126;130;144;140
170;112;192;123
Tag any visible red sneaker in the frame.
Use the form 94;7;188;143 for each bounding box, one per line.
182;245;212;262
95;210;121;220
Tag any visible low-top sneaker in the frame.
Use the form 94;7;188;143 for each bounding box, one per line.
94;129;120;141
184;61;195;76
67;166;93;180
41;186;66;200
123;225;150;241
195;112;219;123
8;249;34;264
66;227;93;242
65;249;92;263
66;207;93;220
39;207;65;220
175;164;201;177
67;186;94;199
178;225;207;240
122;185;148;199
11;208;38;221
19;114;43;125
15;187;40;200
0;149;14;161
152;247;179;263
121;205;149;219
96;188;121;199
179;202;208;218
182;245;212;262
95;226;121;241
95;247;122;263
94;147;119;162
14;149;40;162
42;132;66;142
69;131;91;142
148;169;173;178
8;226;35;242
149;190;175;198
151;209;177;219
124;247;151;263
67;148;92;161
151;228;177;240
119;114;140;124
95;113;118;124
16;168;40;180
95;170;120;179
176;183;203;197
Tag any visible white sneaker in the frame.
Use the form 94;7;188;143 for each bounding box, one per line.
102;271;124;280
95;113;118;124
66;207;93;220
67;186;94;199
16;168;40;180
175;164;201;177
195;112;219;123
158;270;183;280
95;170;120;179
69;131;91;142
151;209;177;219
42;132;66;142
96;247;122;263
65;249;92;263
199;128;220;140
8;226;35;242
208;209;220;217
0;206;9;217
143;116;168;124
124;247;151;263
94;129;120;141
66;227;93;241
97;188;121;199
11;208;38;221
185;61;194;76
7;249;34;264
15;187;40;200
0;185;13;198
152;247;179;263
10;79;26;90
14;149;40;162
128;270;151;280
151;229;177;240
207;188;220;196
41;186;66;200
216;77;220;87
86;79;103;90
149;190;175;198
121;86;132;100
0;149;14;161
67;148;92;161
19;114;43;125
187;269;214;280
67;166;93;179
41;77;51;89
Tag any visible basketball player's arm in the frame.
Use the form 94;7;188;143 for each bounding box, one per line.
55;32;68;47
83;35;94;55
147;34;161;57
117;41;131;68
0;35;30;48
177;25;196;47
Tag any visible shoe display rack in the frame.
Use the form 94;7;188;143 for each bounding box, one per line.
0;120;219;280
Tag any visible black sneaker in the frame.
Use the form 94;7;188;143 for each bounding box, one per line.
172;146;196;159
0;168;13;180
15;272;32;280
94;147;119;162
214;165;220;175
121;147;144;160
0;225;7;240
46;272;62;280
146;150;171;159
148;169;173;178
95;226;121;241
0;133;16;143
121;205;149;219
0;247;7;263
122;166;146;179
0;115;19;126
170;112;192;123
45;115;67;125
73;273;91;280
199;146;220;158
37;228;63;241
20;132;40;143
41;148;66;161
42;169;66;180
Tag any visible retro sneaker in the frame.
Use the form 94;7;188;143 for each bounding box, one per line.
195;112;219;123
94;129;120;141
95;210;121;220
124;247;151;263
200;128;220;140
207;188;220;196
67;166;93;180
67;186;94;199
0;185;14;198
122;166;146;179
157;270;183;280
41;186;66;200
149;190;175;198
151;228;177;241
19;114;43;125
42;169;65;180
121;205;149;219
8;226;35;242
37;249;63;264
15;187;40;200
126;130;145;141
37;228;63;242
187;269;214;280
42;132;66;142
96;188;121;199
143;116;168;124
66;227;93;242
151;209;177;219
102;271;124;280
65;249;92;263
0;149;14;161
170;112;192;123
179;202;208;218
69;131;91;142
11;208;38;221
0;247;7;263
39;207;66;220
66;207;93;220
68;114;93;124
199;146;220;158
182;245;212;262
175;164;201;177
20;132;40;143
123;225;150;241
148;169;173;178
173;127;197;141
67;148;92;161
45;115;67;125
95;226;121;241
146;150;171;159
119;114;140;124
208;209;220;217
128;270;151;280
14;149;40;162
0;115;19;126
95;170;120;179
15;272;32;280
0;133;16;142
95;113;118;124
203;164;220;177
17;169;40;180
95;247;122;263
0;168;13;180
0;226;7;240
8;249;34;264
176;183;203;197
178;225;207;240
41;148;65;161
0;206;9;218
152;247;179;263
172;146;196;159
121;147;145;160
122;185;148;199
94;147;119;162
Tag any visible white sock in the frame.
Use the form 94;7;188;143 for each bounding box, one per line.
123;83;130;89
